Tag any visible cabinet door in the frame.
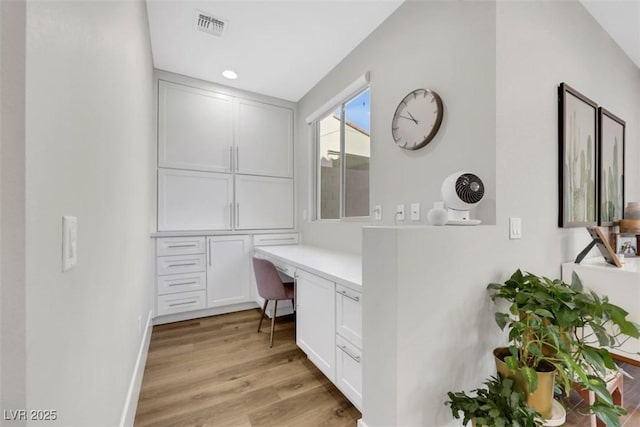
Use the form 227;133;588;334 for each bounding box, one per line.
235;175;293;230
206;236;252;307
236;99;293;178
296;270;336;382
158;169;233;231
158;81;233;173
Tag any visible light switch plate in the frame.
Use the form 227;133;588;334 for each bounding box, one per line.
62;216;78;271
396;204;405;221
509;217;522;240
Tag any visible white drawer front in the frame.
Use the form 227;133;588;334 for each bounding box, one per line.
157;237;205;256
157;290;206;316
157;254;206;276
157;272;206;295
253;233;299;246
336;285;362;348
336;335;362;410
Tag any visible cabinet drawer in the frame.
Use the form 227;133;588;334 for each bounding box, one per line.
157;254;206;276
157;290;206;316
157;237;205;256
157;272;206;295
253;233;299;246
336;285;362;348
336;335;362;410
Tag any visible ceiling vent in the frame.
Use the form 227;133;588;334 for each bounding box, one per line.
194;10;227;37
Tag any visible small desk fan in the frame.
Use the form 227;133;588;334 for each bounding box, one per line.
441;172;484;225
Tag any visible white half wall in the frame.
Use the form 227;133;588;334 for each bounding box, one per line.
25;1;155;425
296;0;497;255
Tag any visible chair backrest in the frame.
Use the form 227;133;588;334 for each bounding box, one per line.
252;257;289;300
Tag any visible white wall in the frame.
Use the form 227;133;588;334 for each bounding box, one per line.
362;1;640;426
24;1;155;425
1;0;27;420
296;1;497;255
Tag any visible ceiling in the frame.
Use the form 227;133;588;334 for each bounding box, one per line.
580;0;640;69
146;1;640;103
146;1;404;102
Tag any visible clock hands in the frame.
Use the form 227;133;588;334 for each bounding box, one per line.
406;111;419;124
399;112;419;125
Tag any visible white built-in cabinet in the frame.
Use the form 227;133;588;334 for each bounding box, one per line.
335;285;363;409
296;270;336;382
156;78;294;232
236;175;294;230
158;82;234;173
206;235;252;307
236;99;293;178
158;169;233;231
155;235;253;319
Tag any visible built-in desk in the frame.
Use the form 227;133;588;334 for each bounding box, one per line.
254;244;363;411
561;257;640;365
253;244;362;290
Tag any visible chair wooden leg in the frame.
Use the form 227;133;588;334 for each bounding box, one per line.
257;299;268;332
269;300;278;348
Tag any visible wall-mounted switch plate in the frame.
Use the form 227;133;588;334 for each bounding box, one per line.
396;204;405;221
509;217;522;240
62;216;78;272
411;203;420;221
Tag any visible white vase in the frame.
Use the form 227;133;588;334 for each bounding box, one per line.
625;202;640;220
427;202;448;226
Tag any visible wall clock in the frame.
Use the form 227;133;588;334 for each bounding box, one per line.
391;88;443;150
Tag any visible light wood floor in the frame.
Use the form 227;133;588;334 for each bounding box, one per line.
135;309;640;426
134;309;361;427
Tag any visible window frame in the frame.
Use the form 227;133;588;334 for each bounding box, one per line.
313;86;371;222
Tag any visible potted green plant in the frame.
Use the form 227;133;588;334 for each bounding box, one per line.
487;269;640;427
446;375;543;427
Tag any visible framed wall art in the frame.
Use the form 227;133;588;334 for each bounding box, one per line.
598;107;625;226
558;83;598;227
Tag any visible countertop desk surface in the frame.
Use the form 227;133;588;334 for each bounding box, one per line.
253;245;362;291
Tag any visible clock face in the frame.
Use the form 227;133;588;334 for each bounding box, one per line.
391;89;443;150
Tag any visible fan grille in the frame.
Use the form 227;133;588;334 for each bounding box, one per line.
455;173;484;204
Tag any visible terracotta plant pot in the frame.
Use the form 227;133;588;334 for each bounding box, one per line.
493;347;555;419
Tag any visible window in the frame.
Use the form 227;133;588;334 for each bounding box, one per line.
316;88;370;220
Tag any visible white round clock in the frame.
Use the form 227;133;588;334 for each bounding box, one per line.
391;88;443;150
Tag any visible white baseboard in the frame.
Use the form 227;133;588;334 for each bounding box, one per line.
119;310;153;427
357;419;368;427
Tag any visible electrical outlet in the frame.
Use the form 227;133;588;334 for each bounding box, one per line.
411;203;420;221
374;205;382;220
396;204;405;221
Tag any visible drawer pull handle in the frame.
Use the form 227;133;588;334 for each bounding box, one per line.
338;345;361;363
338;290;360;302
167;262;197;268
168;281;197;287
168;300;198;308
167;244;197;248
262;237;296;242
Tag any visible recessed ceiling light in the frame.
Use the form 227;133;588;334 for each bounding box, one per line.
222;70;238;80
